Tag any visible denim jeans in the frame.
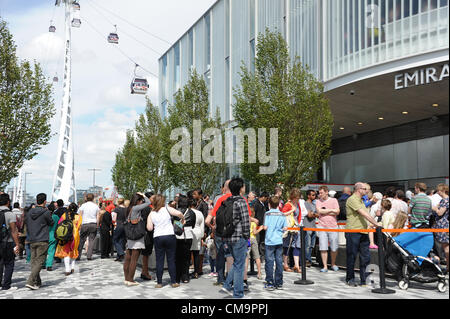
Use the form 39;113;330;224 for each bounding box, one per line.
345;233;370;284
154;235;177;285
265;244;283;287
113;225;126;257
215;236;226;284
223;237;248;298
305;231;317;263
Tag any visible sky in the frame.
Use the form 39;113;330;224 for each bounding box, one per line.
0;0;216;200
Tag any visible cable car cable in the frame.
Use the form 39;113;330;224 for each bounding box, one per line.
90;0;171;46
81;15;158;78
83;1;162;56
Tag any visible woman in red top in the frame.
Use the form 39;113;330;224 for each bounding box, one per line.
281;188;302;273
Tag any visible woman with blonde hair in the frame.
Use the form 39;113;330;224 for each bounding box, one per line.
55;203;82;276
389;211;409;237
147;194;185;288
281;188;302;273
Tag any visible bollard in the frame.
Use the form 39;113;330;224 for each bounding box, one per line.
294;226;314;285
372;227;395;294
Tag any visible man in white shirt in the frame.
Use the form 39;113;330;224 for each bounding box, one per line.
77;193;100;261
430;186;444;208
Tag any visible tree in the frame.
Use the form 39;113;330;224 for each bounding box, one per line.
111;130;139;200
164;70;226;196
233;29;333;193
0;18;55;189
134;98;171;194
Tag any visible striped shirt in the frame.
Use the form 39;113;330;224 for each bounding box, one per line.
409;193;432;227
224;196;250;244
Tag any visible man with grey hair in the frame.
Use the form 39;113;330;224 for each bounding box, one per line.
345;182;381;287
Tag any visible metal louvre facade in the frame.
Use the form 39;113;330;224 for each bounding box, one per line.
159;0;448;121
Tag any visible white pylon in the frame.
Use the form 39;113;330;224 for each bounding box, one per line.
12;169;23;207
51;0;77;204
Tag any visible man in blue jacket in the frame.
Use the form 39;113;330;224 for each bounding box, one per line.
25;193;54;290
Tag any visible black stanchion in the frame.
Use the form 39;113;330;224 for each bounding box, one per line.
294;226;314;285
372;227;395;294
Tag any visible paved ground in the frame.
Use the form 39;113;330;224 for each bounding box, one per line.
1;253;448;300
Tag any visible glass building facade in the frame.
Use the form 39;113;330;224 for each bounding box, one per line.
159;0;449;190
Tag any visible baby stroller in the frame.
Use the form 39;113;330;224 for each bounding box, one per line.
384;231;447;293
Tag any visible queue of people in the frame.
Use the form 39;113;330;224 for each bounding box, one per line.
0;179;448;297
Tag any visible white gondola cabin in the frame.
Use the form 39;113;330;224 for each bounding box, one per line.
72;1;80;11
131;78;149;95
108;33;119;44
71;18;81;28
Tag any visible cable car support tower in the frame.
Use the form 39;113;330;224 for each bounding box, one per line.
51;0;78;203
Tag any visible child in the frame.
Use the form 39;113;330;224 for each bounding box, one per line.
206;232;217;277
381;199;395;230
263;196;288;290
245;207;263;280
389;211;409;237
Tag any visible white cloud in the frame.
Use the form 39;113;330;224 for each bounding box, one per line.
4;0;217;198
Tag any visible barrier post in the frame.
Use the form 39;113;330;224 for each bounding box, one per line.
372;227;395;294
294;226;314;285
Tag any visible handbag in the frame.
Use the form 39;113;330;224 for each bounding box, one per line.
168;206;184;236
123;217;146;241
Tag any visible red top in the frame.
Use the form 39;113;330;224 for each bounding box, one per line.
281;201;302;225
210;193;252;217
105;203;115;213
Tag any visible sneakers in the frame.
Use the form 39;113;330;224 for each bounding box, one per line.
346;280;358;287
243;282;249;292
25;284;39;290
213;281;224;286
275;285;284;290
220;287;233;296
331;265;339;272
320;268;328;273
155;284;163;288
2;286;18;291
171;283;180;288
264;283;275;291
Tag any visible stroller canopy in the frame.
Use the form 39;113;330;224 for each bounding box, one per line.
394;231;434;265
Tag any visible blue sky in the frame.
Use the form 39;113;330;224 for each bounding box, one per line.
1;0;216;201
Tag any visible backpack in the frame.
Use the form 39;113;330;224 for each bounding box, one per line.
0;209;11;258
215;197;239;238
55;213;74;245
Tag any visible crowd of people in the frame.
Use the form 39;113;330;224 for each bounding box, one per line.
0;179;448;298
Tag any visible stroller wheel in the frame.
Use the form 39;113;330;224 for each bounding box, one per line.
437;282;447;293
398;280;409;290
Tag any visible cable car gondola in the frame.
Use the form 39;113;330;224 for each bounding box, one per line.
53;73;59;82
71;18;81;28
72;1;80;11
107;25;119;44
130;64;149;95
49;20;56;32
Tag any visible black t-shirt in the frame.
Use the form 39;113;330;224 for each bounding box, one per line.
114;206;127;226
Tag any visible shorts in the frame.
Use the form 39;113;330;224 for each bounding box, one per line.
318;231;339;252
246;237;260;260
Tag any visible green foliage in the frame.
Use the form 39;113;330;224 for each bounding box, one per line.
134;98;171;194
164;70;226;196
0;18;55;189
233;29;333;193
111;130;138;200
